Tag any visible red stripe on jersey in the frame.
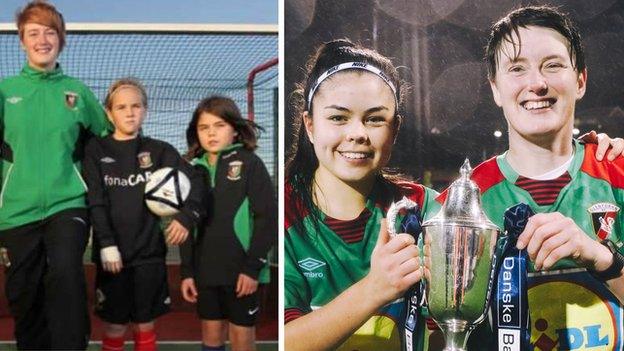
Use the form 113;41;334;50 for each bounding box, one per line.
581;143;624;189
532;194;559;201
285;183;311;231
378;181;428;213
426;318;440;330
437;157;505;203
285;308;304;323
516;179;570;189
524;186;570;194
394;181;426;209
516;172;571;206
325;209;372;244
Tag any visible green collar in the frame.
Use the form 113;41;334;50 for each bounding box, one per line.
496;139;584;182
193;143;244;168
21;63;63;80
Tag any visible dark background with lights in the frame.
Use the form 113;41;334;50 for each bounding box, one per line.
285;0;624;190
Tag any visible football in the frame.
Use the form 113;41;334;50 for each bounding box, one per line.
144;167;190;217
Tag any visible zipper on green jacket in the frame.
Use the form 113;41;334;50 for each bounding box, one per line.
0;164;14;208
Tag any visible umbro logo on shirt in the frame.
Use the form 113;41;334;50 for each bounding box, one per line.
298;257;326;278
6;96;22;104
100;157;116;163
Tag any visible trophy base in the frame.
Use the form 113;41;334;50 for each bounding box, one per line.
439;319;471;351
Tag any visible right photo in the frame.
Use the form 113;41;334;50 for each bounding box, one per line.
283;1;624;350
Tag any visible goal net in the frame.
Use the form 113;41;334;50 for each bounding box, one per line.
0;23;278;180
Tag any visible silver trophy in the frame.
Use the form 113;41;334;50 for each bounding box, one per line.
387;159;502;351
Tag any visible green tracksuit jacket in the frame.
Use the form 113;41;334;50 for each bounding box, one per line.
0;64;109;230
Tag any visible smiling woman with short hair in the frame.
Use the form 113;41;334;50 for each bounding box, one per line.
0;1;110;349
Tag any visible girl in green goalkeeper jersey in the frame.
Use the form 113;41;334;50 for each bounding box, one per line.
284;39;440;351
0;1;109;349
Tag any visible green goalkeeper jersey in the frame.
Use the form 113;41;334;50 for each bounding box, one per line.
457;140;624;350
285;180;439;351
0;64;109;230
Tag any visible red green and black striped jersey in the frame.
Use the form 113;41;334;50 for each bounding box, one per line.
447;140;624;350
285;180;439;351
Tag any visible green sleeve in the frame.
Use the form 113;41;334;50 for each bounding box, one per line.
81;85;110;136
418;186;441;320
284;233;311;313
612;186;624;253
421;186;441;221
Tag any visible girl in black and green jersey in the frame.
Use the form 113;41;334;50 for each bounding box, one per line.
284;39;440;351
180;96;276;351
0;2;110;349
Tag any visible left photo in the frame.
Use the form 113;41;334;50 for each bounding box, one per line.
0;1;278;350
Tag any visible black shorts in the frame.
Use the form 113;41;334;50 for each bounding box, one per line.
94;261;170;324
197;285;259;327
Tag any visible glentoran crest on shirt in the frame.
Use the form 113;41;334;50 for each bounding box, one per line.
587;202;620;240
138;152;153;169
227;160;243;181
64;91;79;110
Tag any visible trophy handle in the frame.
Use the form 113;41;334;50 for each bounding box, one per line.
386;196;418;237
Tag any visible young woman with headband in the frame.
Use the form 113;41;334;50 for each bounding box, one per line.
284;39;440;351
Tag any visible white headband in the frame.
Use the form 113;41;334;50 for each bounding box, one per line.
306;61;398;111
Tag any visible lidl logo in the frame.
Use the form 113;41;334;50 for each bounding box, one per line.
298;257;326;278
336;315;400;351
529;281;618;350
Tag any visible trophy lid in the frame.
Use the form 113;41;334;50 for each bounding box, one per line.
423;159;499;230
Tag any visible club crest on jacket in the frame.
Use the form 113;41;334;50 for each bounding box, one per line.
138;152;153;169
64;91;78;109
588;202;620;240
227;160;243;181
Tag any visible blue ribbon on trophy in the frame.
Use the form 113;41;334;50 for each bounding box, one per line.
491;203;533;350
400;205;425;351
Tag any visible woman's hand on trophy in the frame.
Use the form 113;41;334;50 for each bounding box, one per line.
365;219;422;305
516;212;612;270
579;130;624;161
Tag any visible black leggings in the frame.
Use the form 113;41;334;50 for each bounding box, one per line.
0;208;90;350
